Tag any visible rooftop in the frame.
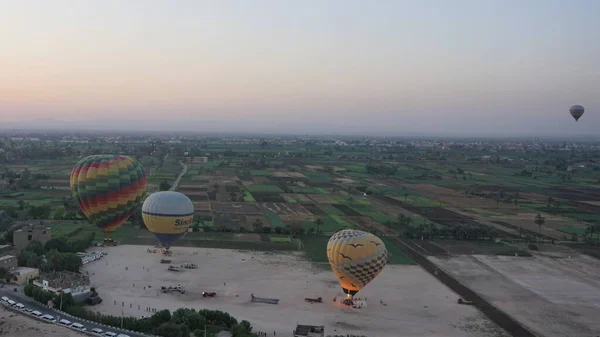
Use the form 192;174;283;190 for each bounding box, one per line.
0;255;16;261
10;267;38;275
42;271;90;289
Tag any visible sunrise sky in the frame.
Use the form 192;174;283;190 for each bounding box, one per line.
1;0;599;135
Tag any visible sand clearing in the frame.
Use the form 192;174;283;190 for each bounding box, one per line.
84;245;509;337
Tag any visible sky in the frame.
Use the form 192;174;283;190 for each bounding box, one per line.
1;0;599;136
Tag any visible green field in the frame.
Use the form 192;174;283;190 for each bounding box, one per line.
49;222;86;237
300;235;331;265
242;190;256;202
290;187;329;194
247;184;284;193
382;238;417;265
270;235;293;243
304;172;332;183
301;235;415;266
265;211;286;228
250;170;271;176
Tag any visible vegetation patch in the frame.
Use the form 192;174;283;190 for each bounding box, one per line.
247;184;284;193
250;170;271;176
265;211;286;228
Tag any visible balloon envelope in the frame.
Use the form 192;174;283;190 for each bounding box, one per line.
142;191;194;249
569;105;584;121
327;229;387;296
70;155;147;235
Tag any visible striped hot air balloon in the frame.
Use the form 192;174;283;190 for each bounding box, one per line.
327;229;387;296
70;155;147;236
142;191;194;250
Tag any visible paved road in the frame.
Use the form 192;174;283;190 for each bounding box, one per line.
169;161;187;191
0;286;147;337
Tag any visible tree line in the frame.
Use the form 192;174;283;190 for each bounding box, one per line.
23;286;257;337
17;232;94;273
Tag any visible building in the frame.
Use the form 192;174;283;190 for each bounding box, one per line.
13;224;51;253
0;255;17;269
0;244;12;255
33;271;92;301
9;267;39;285
293;325;325;337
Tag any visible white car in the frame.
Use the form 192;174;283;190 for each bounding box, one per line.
7;299;16;306
103;332;117;337
31;310;43;317
41;314;57;323
15;303;25;310
91;328;103;335
59;318;72;326
70;322;87;331
117;334;131;337
1;296;9;302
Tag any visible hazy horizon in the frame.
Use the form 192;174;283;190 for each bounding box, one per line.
1;0;599;136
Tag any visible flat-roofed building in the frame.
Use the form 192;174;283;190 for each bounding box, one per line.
9;267;39;285
13;225;51;253
0;255;17;269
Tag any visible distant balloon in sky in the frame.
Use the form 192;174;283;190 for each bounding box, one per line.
70;155;147;237
142;191;194;250
327;229;387;297
569;105;585;122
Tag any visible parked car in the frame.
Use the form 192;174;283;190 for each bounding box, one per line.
41;314;57;323
59;318;72;326
103;332;117;337
31;310;43;317
91;327;104;335
15;303;25;310
70;322;87;331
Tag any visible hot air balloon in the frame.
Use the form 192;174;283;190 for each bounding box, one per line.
142;191;194;251
70;155;147;238
569;105;585;121
327;229;387;297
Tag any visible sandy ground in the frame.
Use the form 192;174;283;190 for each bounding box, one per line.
0;306;84;337
429;253;600;337
83;245;509;337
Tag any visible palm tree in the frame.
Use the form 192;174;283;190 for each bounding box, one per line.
404;192;409;202
534;213;545;238
314;218;324;235
252;219;263;232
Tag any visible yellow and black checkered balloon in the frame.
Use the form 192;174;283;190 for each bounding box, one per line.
327;229;387;296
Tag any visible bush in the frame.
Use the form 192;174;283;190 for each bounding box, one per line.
528;243;539;251
24;284;34;296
